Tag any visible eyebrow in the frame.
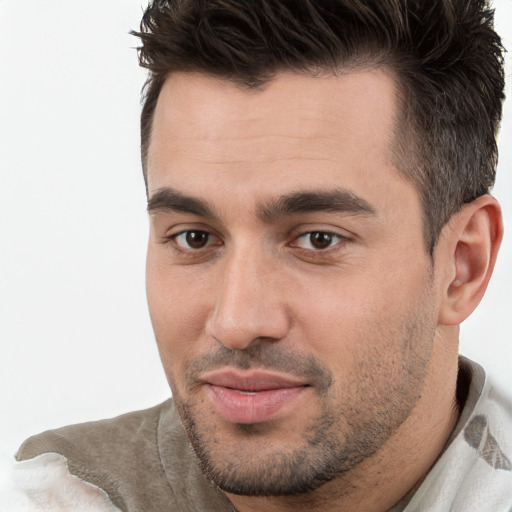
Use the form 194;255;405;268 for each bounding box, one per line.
257;189;377;222
147;188;217;218
147;186;377;221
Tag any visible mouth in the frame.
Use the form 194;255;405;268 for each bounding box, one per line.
201;369;309;424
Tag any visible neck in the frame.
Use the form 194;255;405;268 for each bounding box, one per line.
227;326;461;512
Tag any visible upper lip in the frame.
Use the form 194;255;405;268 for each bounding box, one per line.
201;369;309;392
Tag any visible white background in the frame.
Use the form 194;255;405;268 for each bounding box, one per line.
0;0;510;456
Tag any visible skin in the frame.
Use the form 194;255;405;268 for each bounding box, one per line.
145;69;502;511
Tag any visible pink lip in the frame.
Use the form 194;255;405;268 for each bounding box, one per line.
202;369;308;424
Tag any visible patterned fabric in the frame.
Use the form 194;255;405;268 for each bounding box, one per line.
8;401;233;512
464;415;511;471
391;358;512;511
1;357;511;511
0;452;121;512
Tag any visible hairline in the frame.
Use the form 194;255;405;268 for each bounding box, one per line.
141;61;429;251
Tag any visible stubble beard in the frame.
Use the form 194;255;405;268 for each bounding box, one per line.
170;311;435;498
178;395;392;496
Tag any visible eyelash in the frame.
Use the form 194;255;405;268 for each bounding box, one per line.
291;231;346;251
162;230;221;257
162;228;349;258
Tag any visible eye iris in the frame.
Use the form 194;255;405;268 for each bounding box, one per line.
186;231;209;249
310;232;332;249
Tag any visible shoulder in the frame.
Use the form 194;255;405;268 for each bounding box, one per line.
16;400;170;465
9;400;233;512
13;400;179;512
0;452;121;511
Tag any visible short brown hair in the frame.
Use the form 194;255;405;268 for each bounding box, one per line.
133;0;505;253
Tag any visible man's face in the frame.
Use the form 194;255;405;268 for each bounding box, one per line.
146;70;439;495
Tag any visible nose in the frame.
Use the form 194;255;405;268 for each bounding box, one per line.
205;245;291;351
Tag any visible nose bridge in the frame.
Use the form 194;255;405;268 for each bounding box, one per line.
206;240;289;350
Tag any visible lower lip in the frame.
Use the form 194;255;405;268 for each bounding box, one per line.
207;385;306;424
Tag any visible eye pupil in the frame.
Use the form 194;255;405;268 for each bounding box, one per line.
186;231;209;249
310;232;332;249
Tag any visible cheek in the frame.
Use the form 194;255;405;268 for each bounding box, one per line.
146;253;211;375
294;261;434;375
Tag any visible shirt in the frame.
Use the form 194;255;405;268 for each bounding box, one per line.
1;357;511;511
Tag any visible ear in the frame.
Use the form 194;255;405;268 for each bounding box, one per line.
437;195;503;326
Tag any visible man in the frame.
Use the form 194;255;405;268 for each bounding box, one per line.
1;0;510;510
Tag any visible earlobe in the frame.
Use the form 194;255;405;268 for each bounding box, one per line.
438;195;503;326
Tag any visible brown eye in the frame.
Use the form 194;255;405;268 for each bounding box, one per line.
173;230;212;249
185;231;209;249
309;232;333;249
293;231;344;251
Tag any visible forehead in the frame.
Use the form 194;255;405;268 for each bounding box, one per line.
146;69;413;218
153;68;396;134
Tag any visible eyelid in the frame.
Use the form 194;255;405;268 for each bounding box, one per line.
158;223;224;259
289;229;349;252
170;229;220;249
174;232;198;249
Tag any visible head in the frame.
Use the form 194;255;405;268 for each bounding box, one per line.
135;0;505;504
